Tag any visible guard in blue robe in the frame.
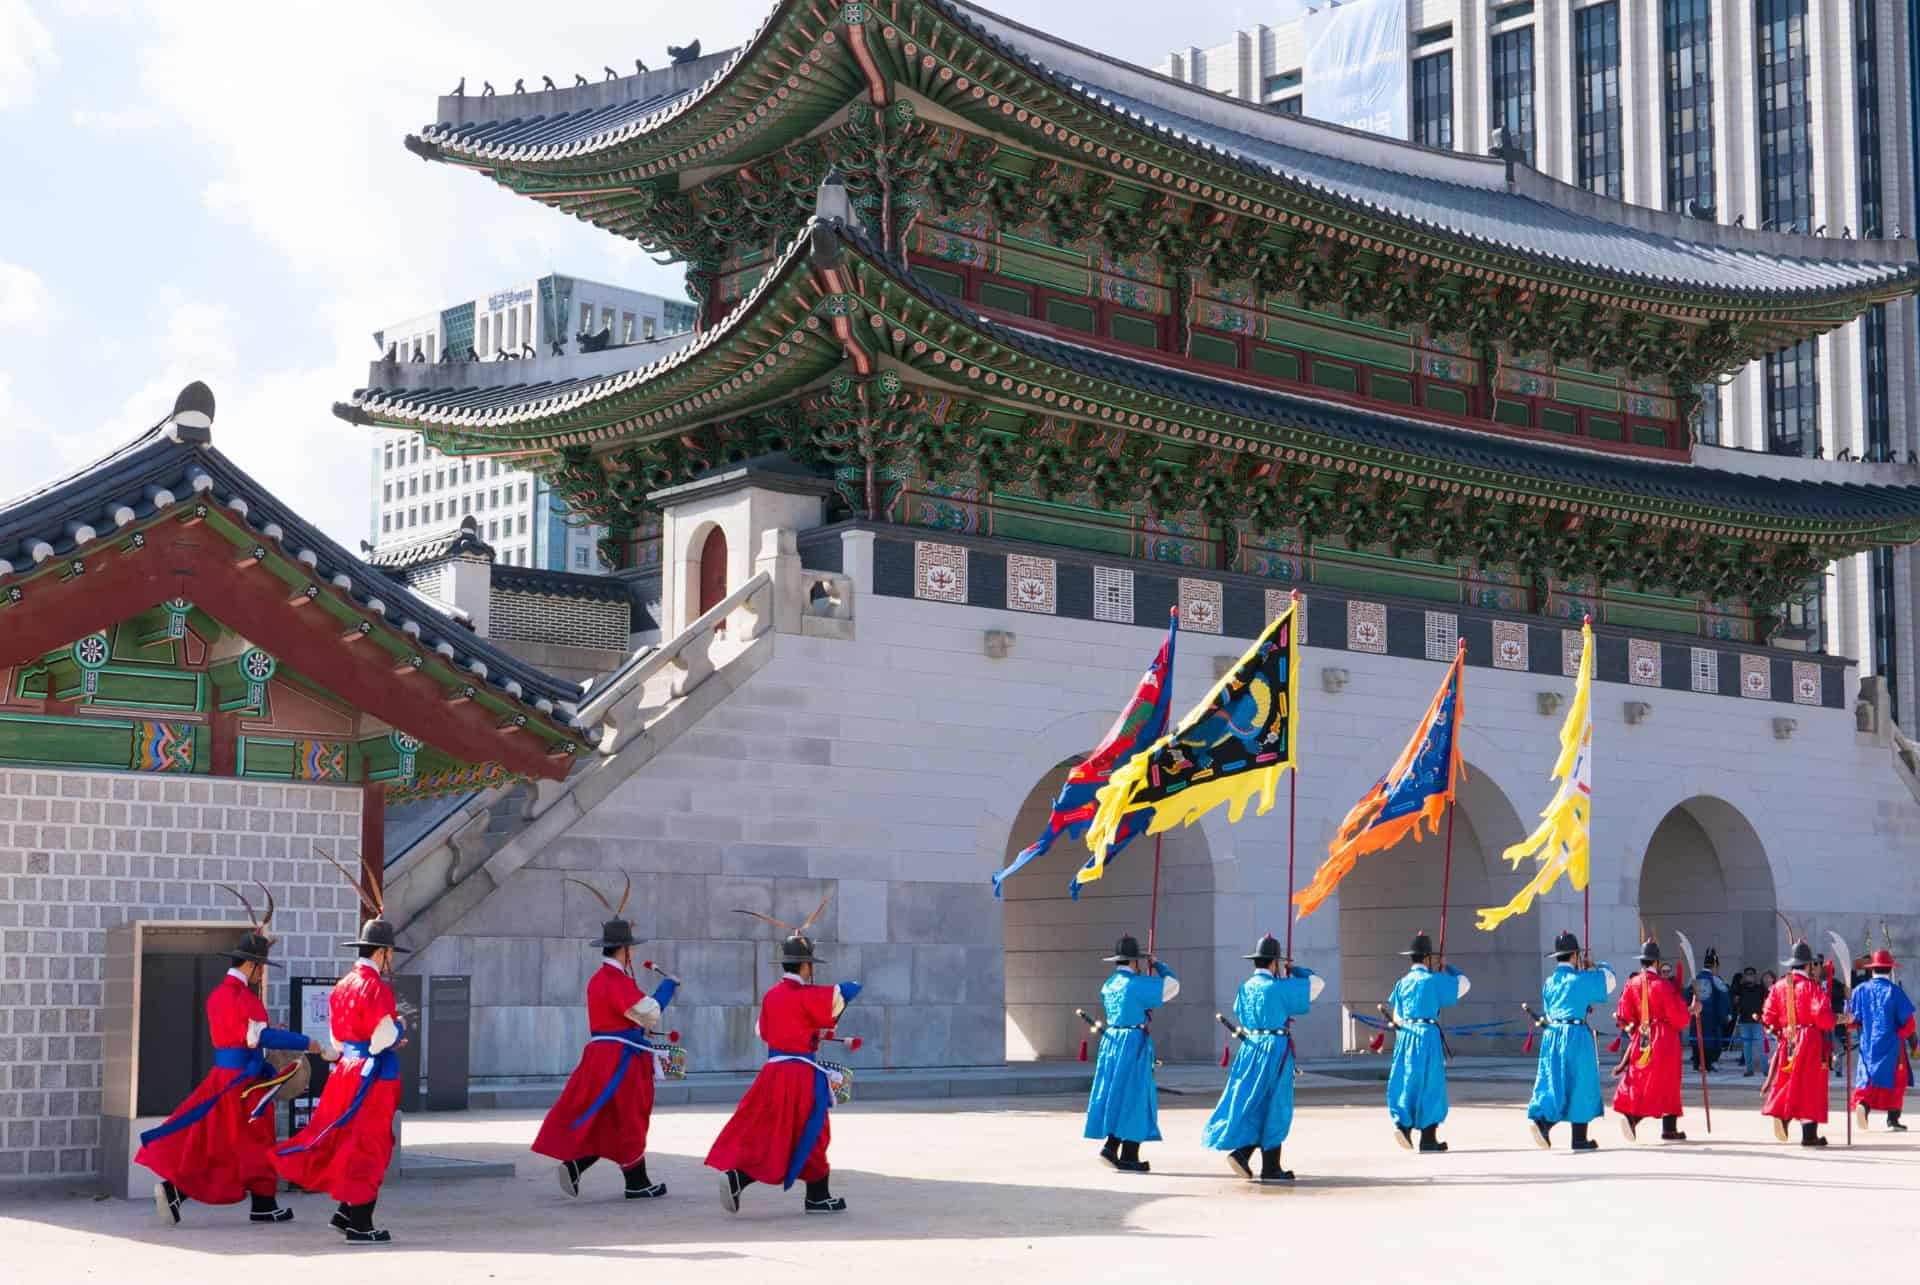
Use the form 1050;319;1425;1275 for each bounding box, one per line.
1203;934;1323;1183
1083;934;1179;1173
1387;932;1468;1152
1526;930;1616;1151
1848;948;1917;1131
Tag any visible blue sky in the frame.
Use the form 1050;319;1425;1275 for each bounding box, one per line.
0;0;1307;545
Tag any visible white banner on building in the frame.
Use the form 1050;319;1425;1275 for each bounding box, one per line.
1300;0;1409;139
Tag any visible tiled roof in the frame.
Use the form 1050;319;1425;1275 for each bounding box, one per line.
940;1;1919;301
490;563;634;606
0;386;585;716
369;516;495;570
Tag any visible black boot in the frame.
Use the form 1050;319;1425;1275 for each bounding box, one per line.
623;1159;667;1199
1528;1118;1552;1150
1800;1121;1828;1148
248;1191;293;1223
1660;1114;1687;1142
717;1168;753;1214
153;1180;184;1226
1115;1140;1150;1173
1226;1145;1255;1179
1570;1123;1598;1152
1393;1123;1413;1151
1099;1135;1122;1170
559;1156;597;1198
330;1201;352;1234
1889;1110;1908;1133
1257;1147;1293;1183
803;1176;847;1213
1418;1125;1447;1153
342;1200;393;1245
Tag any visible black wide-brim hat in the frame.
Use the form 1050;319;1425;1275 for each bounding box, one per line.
780;933;825;964
1400;932;1434;958
594;918;643;949
1548;930;1581;957
1637;940;1661;964
223;931;282;968
1244;933;1285;963
1782;940;1815;968
1103;933;1144;964
342;917;413;954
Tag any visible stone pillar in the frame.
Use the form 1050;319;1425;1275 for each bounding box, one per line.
443;554;492;637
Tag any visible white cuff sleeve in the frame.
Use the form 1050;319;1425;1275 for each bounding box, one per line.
246;1019;266;1050
1602;964;1619;996
624;997;663;1030
1159;975;1181;1004
369;1015;399;1054
1306;973;1327;1003
831;986;848;1020
1455;974;1472;1000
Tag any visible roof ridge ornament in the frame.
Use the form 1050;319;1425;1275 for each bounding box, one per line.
1487;128;1528;185
162;382;215;444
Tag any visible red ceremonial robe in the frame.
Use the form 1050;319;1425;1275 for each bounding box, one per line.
134;972;285;1203
274;960;402;1204
705;976;848;1188
531;962;672;1167
1610;971;1689;1119
1762;971;1835;1124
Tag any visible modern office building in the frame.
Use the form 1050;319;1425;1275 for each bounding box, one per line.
1159;0;1920;725
367;274;697;569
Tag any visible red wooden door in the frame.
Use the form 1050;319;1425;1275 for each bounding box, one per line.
698;526;728;630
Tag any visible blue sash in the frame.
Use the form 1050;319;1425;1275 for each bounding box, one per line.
569;1030;657;1131
275;1036;400;1157
766;1048;833;1191
139;1047;271;1147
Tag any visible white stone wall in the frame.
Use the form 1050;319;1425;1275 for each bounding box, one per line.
401;584;1920;1078
0;770;362;1182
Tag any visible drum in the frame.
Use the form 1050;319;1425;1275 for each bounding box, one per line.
821;1060;854;1106
649;1041;689;1080
264;1048;312;1101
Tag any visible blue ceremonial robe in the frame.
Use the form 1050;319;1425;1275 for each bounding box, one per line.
1527;962;1615;1124
1849;975;1917;1092
1387;964;1465;1129
1083;962;1177;1143
1203;966;1318;1151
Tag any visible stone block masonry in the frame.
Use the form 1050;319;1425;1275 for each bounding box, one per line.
0;768;361;1184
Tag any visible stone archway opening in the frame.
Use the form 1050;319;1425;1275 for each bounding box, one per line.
1000;760;1216;1063
697;524;729;624
1638;797;1777;980
1334;762;1535;1054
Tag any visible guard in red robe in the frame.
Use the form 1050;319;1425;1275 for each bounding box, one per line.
1610;939;1697;1142
708;928;862;1214
1762;939;1836;1147
1848;949;1917;1131
274;911;409;1244
534;878;679;1200
139;884;326;1225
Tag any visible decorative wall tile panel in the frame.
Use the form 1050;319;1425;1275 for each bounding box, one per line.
1689;647;1719;693
1492;620;1529;671
1424;611;1458;662
1562;630;1584;677
1628;639;1661;687
913;541;968;604
1092;566;1133;623
1005;555;1056;615
1739;654;1771;700
1348;600;1386;654
1179;578;1223;634
1791;661;1821;706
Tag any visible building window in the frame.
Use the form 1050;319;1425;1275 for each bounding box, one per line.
434;501;444;521
461;495;471;515
410;443;420;464
643;316;656;340
1489;25;1535;163
382;482;392;501
1691;383;1722;446
518;480;529;502
622;312;636;343
383;443;394;468
492;488;502;508
575;547;590;569
478;315;491;356
602;307;615;333
408;477;418;497
1412;51;1453;150
1662;0;1714;212
1855;0;1883;237
1491;0;1534;19
1872;546;1900;721
1574;4;1622;197
1265;68;1303;98
1756;0;1812;232
506;309;517;352
1864;304;1890;461
488;520;499;540
580;302;594;333
1783;577;1826;653
522;303;533;348
1275;96;1303;115
382;514;391;533
518;513;528;535
1765;338;1820;456
1414;23;1453;47
462;462;472;484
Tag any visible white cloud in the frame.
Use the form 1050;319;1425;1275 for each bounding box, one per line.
0;261;47;327
0;0;56;112
70;104;158;137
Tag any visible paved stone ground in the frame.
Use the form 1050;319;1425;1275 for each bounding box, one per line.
5;1076;1913;1282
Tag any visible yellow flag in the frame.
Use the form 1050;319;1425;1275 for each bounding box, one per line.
1476;621;1593;931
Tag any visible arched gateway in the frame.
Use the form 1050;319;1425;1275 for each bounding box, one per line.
1637;797;1777;979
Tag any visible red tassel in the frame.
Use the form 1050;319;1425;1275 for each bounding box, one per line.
1523;1031;1536;1054
1078;1038;1089;1063
1607;1035;1622;1054
849;1037;863;1051
1368;1030;1386;1053
668;1030;680;1044
1220;1041;1231;1067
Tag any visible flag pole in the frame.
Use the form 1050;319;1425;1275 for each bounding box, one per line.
1285;590;1300;965
1582;615;1592;957
1437;641;1464;963
1147;834;1164;960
